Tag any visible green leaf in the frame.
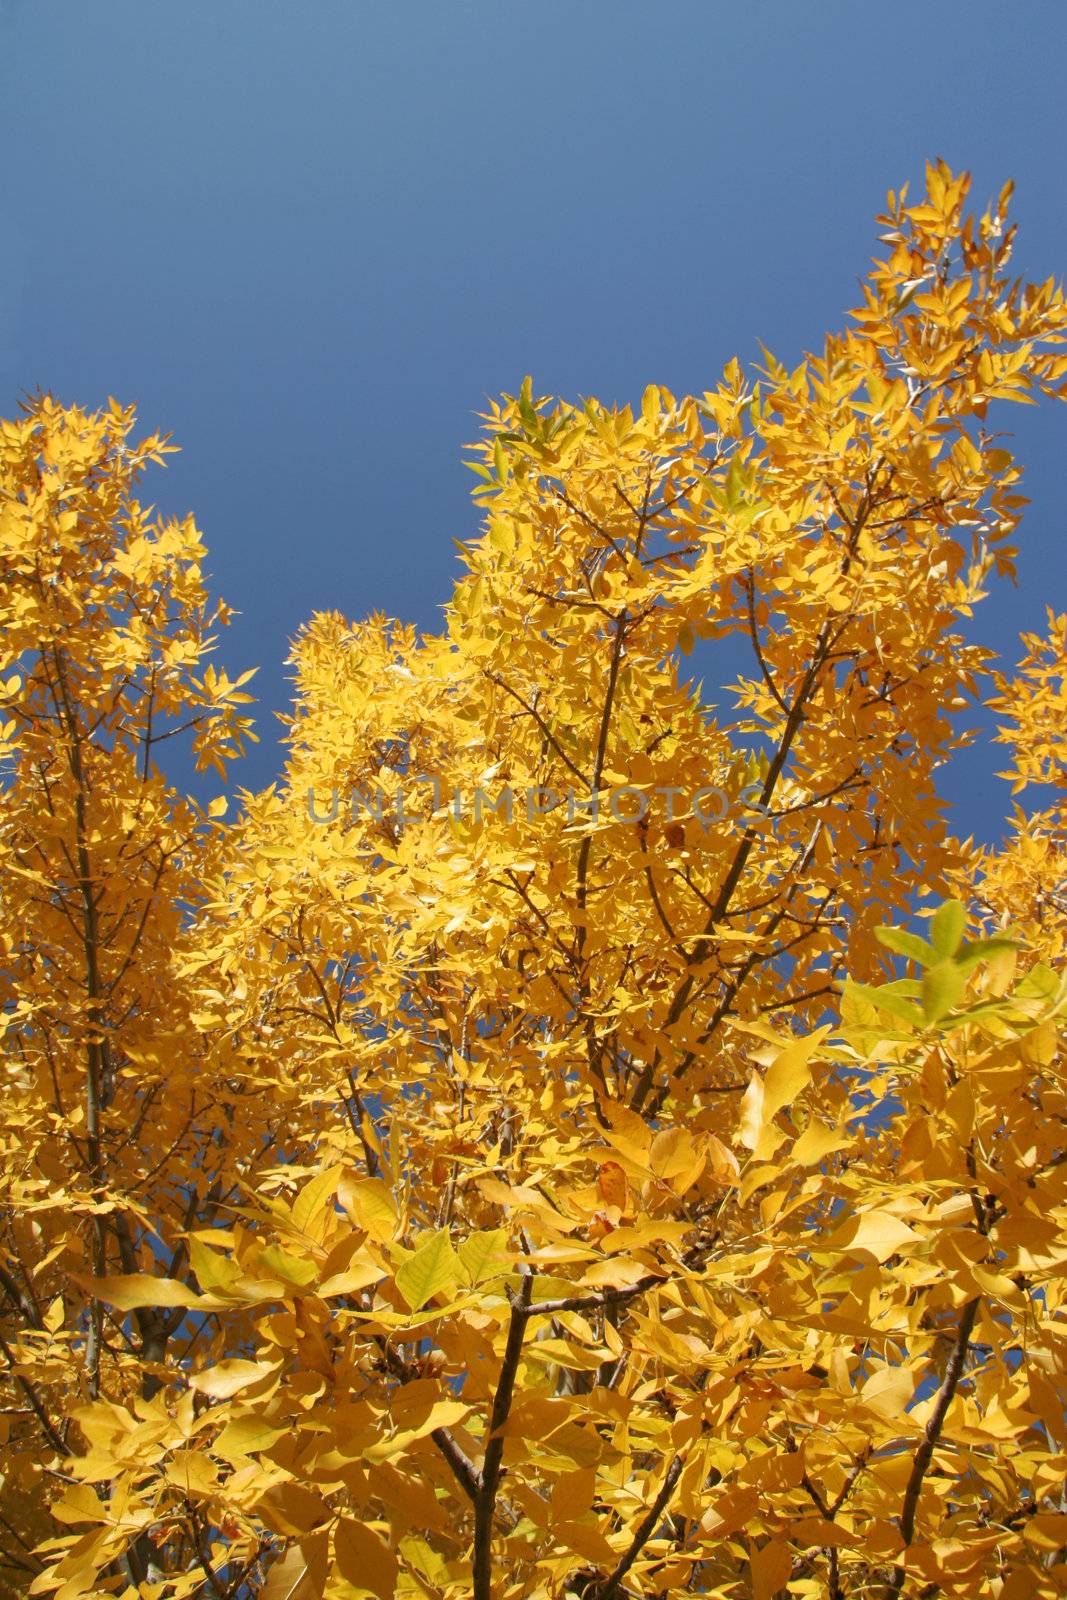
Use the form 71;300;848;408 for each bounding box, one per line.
256;1246;319;1289
724;456;747;511
929;900;966;959
395;1229;460;1311
874;925;937;966
518;375;538;433
922;959;965;1024
1016;961;1060;1000
843;979;921;1026
457;1229;511;1288
955;935;1018;974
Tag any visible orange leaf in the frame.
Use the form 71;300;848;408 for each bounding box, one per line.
597;1160;630;1214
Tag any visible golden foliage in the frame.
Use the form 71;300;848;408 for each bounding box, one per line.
1;166;1066;1600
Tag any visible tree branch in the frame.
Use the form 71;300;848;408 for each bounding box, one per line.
887;1297;980;1595
473;1273;534;1600
598;1453;683;1598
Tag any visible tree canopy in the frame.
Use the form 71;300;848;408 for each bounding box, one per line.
1;163;1066;1600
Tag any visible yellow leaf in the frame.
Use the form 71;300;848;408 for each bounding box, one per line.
260;1544;324;1600
525;1339;610;1372
75;1273;208;1311
555;1519;618;1565
762;1026;830;1122
291;1165;343;1239
457;1228;512;1287
256;1482;331;1537
705;1134;740;1184
792;1120;849;1167
333;1518;398;1598
738;1073;764;1151
578;1257;655;1290
338;1175;399;1243
189;1359;279;1399
50;1484;108;1525
862;1364;915;1418
362;1400;470;1461
318;1255;387;1298
750;1539;792;1600
213;1415;288;1462
649;1126;704;1188
831;1209;922;1263
189;1235;242;1293
257;1245;319;1288
394;1230;460;1311
165;1448;220;1497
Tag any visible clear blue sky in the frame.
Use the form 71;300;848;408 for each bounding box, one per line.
3;0;1064;843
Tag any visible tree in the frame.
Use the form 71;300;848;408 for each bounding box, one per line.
1;163;1065;1600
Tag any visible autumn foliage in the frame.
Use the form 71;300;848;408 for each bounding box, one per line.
1;165;1066;1600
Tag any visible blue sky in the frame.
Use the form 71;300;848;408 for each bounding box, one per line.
3;0;1064;843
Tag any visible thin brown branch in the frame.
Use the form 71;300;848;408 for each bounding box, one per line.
518;1274;665;1321
485;671;587;784
598;1453;684;1598
887;1298;981;1596
0;1329;69;1457
472;1272;534;1600
377;1340;481;1503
